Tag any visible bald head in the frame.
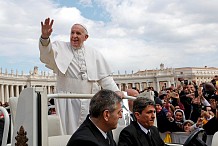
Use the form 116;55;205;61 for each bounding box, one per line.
126;89;139;112
126;89;139;97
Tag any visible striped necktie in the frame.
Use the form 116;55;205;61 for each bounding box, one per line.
106;133;110;145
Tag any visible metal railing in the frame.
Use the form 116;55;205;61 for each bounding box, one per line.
0;106;10;146
47;93;136;100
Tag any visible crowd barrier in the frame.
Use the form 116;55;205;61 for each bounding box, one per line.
159;132;213;146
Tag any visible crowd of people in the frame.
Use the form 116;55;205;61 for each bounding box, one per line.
0;102;9;119
153;77;218;135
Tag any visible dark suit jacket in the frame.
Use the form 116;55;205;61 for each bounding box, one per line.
203;117;218;135
118;121;166;146
67;115;116;146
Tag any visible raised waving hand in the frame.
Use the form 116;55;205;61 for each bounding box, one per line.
41;18;54;39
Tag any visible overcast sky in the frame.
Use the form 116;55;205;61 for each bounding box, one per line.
0;0;218;75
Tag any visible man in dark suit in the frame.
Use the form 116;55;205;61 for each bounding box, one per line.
203;101;218;135
67;89;123;146
118;97;168;146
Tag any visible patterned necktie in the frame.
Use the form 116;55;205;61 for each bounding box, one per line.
106;133;110;145
130;113;136;121
147;131;154;146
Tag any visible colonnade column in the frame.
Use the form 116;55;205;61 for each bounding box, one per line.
0;84;4;103
22;85;24;90
21;85;24;91
52;86;56;93
131;82;134;89
139;83;143;91
133;83;136;88
47;86;51;94
10;85;14;97
156;81;160;92
15;85;19;97
167;81;171;87
146;82;149;88
4;85;9;102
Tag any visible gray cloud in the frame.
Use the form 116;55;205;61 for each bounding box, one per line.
0;0;218;74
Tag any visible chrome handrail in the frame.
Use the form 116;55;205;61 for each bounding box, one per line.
47;93;136;100
0;106;10;146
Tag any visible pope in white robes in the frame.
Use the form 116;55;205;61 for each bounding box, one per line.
39;18;121;134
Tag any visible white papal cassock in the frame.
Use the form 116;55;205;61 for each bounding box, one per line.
39;39;119;134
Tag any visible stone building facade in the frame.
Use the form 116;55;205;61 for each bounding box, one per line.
114;64;218;92
0;64;217;103
0;66;56;103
